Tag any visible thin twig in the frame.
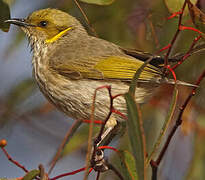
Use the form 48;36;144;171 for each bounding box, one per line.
84;85;102;179
1;147;29;173
96;171;101;180
157;72;204;165
94;86;113;145
84;85;113;179
50;167;86;180
73;0;98;37
151;70;205;180
48;119;82;174
171;35;201;70
163;0;188;72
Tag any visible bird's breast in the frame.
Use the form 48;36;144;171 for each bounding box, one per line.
31;45;154;122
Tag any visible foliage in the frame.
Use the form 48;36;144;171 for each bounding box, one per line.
79;0;115;5
0;0;10;32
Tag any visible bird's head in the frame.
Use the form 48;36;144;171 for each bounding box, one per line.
5;8;85;44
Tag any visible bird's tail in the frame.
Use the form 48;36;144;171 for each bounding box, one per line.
162;78;198;87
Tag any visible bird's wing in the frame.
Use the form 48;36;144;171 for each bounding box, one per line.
49;36;162;81
121;48;165;67
93;56;162;81
51;55;162;81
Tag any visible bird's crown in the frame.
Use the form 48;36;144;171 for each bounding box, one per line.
6;8;84;43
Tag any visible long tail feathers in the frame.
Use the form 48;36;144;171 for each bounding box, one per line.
163;78;198;87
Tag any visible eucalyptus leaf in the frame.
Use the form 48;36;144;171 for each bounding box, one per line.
22;170;40;180
125;93;145;180
129;56;154;96
0;0;11;32
146;86;178;165
79;0;115;5
119;150;139;180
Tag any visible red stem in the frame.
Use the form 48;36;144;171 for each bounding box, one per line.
163;0;187;72
98;145;119;152
1;147;29;173
50;167;86;180
151;70;205;180
171;35;202;70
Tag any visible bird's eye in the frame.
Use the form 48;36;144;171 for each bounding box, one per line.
39;21;48;27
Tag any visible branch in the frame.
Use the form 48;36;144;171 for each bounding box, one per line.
163;0;188;72
0;139;29;173
151;70;205;180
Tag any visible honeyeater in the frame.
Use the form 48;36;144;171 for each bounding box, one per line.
5;8;193;123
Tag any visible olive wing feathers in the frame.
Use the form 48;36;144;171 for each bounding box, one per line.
48;36;162;81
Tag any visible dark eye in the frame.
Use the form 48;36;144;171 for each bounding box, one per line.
39;21;48;27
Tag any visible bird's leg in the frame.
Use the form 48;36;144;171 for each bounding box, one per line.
90;118;126;172
96;116;117;146
90;147;109;172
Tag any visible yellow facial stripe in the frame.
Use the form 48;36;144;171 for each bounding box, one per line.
45;27;72;43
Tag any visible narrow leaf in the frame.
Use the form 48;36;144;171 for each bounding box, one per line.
79;0;115;5
146;86;178;166
125;92;145;180
118;150;139;180
0;0;11;32
129;56;154;96
22;170;40;180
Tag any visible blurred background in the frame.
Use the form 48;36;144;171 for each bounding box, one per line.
0;0;204;179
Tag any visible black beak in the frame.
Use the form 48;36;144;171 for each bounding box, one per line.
4;18;35;27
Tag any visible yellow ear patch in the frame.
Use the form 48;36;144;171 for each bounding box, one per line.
45;27;72;43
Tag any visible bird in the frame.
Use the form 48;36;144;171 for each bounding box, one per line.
5;8;193;124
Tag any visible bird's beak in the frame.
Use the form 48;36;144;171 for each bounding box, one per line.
4;18;35;27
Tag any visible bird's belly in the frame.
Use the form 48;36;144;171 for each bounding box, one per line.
33;66;153;121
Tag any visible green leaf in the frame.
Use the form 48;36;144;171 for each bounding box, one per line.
128;56;154;96
146;86;178;165
0;0;11;32
22;170;40;180
118;150;138;180
125;93;145;180
79;0;115;5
